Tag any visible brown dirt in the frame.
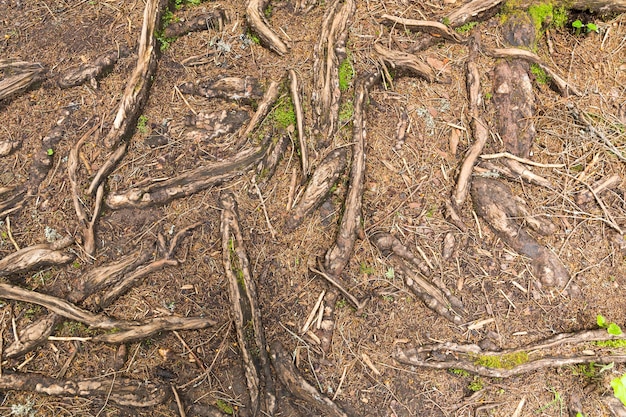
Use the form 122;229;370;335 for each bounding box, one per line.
1;0;626;416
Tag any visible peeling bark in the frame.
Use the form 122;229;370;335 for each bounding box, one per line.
471;176;578;295
246;0;289;55
0;235;74;278
179;76;263;103
185;110;250;143
270;341;352;417
286;148;348;231
446;0;503;27
106;144;267;209
0;372;168;407
374;43;437;83
58;47;130;89
0;60;46;102
312;0;355;144
4;313;58;358
220;193;276;416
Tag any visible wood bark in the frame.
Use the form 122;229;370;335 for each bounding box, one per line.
58;47;130;89
270;341;352;417
0;372;168;407
374;43;437;83
380;14;466;43
246;0;289;55
163;9;225;38
220;193;276;416
238;79;281;141
289;69;309;177
0;236;74;278
178;76;263;103
0;60;46;102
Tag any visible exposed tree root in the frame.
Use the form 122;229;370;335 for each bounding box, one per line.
395;328;626;378
255;134;289;190
239;79;281;141
477;160;554;189
89;0;164;194
220;193;276;416
380;14;466;43
312;0;355;144
471;176;579;295
446;0;503;27
185;110;250;143
106;144;267;209
58;47;130;89
373;43;437;83
515;0;626;13
246;0;289;55
576;174;622;205
163;9;225;39
0;60;46;102
4;313;58;359
0;372;168;407
485;48;581;97
179;76;263;103
270;341;352;417
0;235;74;278
289;69;309;177
286;148;348;231
0;108;74;218
371;233;464;324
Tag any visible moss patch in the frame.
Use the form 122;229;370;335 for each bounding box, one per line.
272;96;296;129
338;52;355;92
472;351;529;369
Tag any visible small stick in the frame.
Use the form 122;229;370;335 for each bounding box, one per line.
5;216;19;251
171;384;187;417
289;70;308;177
287;166;298;210
173;330;206;372
479;152;565;168
253;179;277;239
332;365;348;401
174;85;197;116
301;290;326;334
310;267;365;311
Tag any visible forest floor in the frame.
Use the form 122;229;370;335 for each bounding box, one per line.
1;0;626;416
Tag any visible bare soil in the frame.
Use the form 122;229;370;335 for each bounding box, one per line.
1;0;626;416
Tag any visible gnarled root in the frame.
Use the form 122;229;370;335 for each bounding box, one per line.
220;193;276;416
163;9;225;38
58;47;130;89
178;76;263;103
0;60;46;102
0;235;74;278
246;0;289;55
374;43;437;83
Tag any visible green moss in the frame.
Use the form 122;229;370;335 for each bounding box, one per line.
272;96;296;129
530;63;550;84
339;100;354;123
472;351;529;369
338;53;354;92
449;368;471;377
137;115;149;134
247;30;261;45
596;339;626;348
442;17;451;26
216;400;234;415
455;21;478;34
468;377;484;391
528;3;554;32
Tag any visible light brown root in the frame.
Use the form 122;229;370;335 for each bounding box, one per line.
255;134;290;189
246;0;289;55
289;69;308;177
184;110;250;144
0;372;168;407
0;235;75;278
57;47;130;89
477;160;554;189
485;48;581;97
446;0;503;27
373;43;437;83
370;232;464;324
453;38;487;208
312;0;355;144
4;313;58;359
105;144;267;209
395;328;626;378
92;316;216;344
163;9;225;38
0;109;74;218
576;174;622;205
270;341;352;417
178;76;263;103
471;176;578;295
88;0;163;194
0;60;46;101
379;14;466;43
238;79;282;141
286;147;348;231
220;193;276;416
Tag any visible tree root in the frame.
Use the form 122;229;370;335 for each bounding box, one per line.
246;0;289;55
220;193;276;416
4;313;58;359
576;174;622;206
477;160;553;189
0;108;74;218
286;148;348;231
105;144;267;209
289;69;308;177
0;60;46;102
163;9;225;39
471;176;579;295
0;235;74;278
373;43;437;83
185;110;250;144
485;48;581;97
395;328;626;378
254;134;290;190
270;341;352;417
380;14;466;44
446;0;503;27
371;233;464;324
178;76;263;103
89;0;164;194
312;0;355;144
0;371;168;407
58;47;130;89
238;79;281;141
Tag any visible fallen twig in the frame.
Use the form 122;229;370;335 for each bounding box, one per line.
238;79;281;141
576;174;622;205
270;341;352;417
289;69;308;177
220;193;276;416
246;0;289;55
569;104;626;163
